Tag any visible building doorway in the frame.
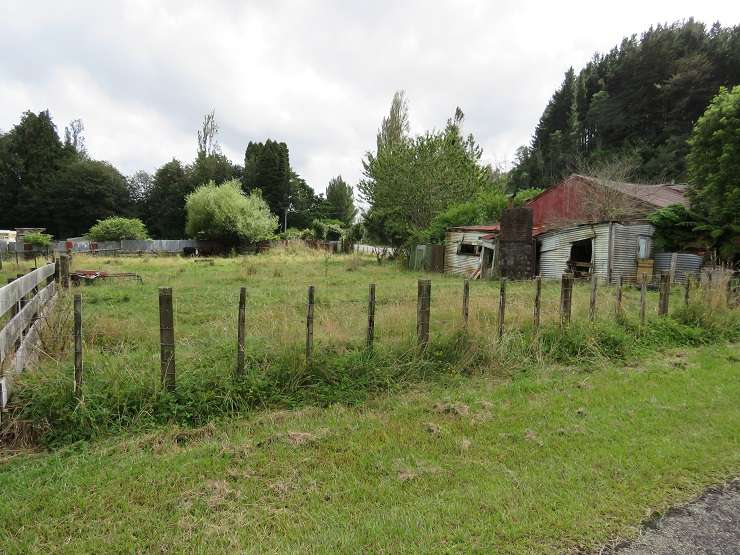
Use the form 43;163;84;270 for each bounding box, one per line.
568;238;593;277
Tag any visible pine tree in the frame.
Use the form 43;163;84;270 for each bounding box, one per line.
324;176;357;226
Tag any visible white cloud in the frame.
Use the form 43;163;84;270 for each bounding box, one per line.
1;0;738;192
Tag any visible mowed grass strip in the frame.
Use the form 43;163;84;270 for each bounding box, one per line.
1;343;738;553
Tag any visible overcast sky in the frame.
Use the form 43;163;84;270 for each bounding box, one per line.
1;1;738;193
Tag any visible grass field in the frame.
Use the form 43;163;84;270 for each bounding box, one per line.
2;247;738;446
1;342;738;553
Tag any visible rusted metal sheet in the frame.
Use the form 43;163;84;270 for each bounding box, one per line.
527;175;687;229
528;176;589;228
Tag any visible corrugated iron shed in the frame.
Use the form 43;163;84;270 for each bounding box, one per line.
535;221;656;283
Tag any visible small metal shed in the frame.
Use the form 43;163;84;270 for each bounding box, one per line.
443;226;499;278
536;221;656;283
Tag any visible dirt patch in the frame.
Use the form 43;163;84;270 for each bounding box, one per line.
129;422;219;453
424;422;441;435
180;479;241;512
432;402;470;416
604;479;740;554
397;460;442;482
256;429;322;447
286;431;316;445
524;429;543;446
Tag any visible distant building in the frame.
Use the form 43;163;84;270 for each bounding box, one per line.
443;225;498;278
443;174;689;283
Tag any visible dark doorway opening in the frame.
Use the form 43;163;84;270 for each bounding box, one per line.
568;238;593;277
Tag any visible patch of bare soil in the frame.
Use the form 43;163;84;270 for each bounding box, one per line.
602;479;740;555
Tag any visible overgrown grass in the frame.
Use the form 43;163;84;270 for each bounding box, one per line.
5;247;739;446
0;343;738;553
0;253;50;284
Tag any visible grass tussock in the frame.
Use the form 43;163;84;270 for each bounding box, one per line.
3;249;738;447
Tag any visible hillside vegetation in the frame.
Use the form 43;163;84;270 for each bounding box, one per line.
511;20;740;188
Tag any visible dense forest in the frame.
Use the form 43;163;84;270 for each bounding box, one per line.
0;110;353;239
510;20;740;189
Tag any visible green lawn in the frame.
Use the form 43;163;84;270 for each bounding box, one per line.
1;342;738;553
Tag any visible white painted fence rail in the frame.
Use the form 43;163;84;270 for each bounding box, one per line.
0;263;55;318
0;263;57;410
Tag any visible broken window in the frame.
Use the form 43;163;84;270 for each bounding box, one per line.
458;243;481;256
638;236;651;259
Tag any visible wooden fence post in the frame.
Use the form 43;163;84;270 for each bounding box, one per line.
533;276;542;332
497;278;507;339
640;280;647;325
684;277;691;307
416;279;431;349
159;287;176;390
462;279;470;332
615;276;623;318
726;277;733;308
560;273;573;328
54;257;60;283
74;294;83;397
658;274;670;316
236;287;246;376
589;274;597;321
306;285;315;363
59;254;70;289
367;283;376;349
704;271;712;303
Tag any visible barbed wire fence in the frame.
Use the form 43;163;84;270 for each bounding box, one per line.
62;268;737;395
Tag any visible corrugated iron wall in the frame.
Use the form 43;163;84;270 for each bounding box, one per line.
51;239;221;253
536;222;655;282
654;252;703;283
537;223;610;280
611;223;654;283
444;231;483;276
409;244;445;272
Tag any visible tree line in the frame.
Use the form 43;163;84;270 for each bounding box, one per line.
0;109;357;240
509;19;740;189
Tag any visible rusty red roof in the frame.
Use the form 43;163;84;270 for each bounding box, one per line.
479;224;546;240
447;225;501;232
578;175;688;208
